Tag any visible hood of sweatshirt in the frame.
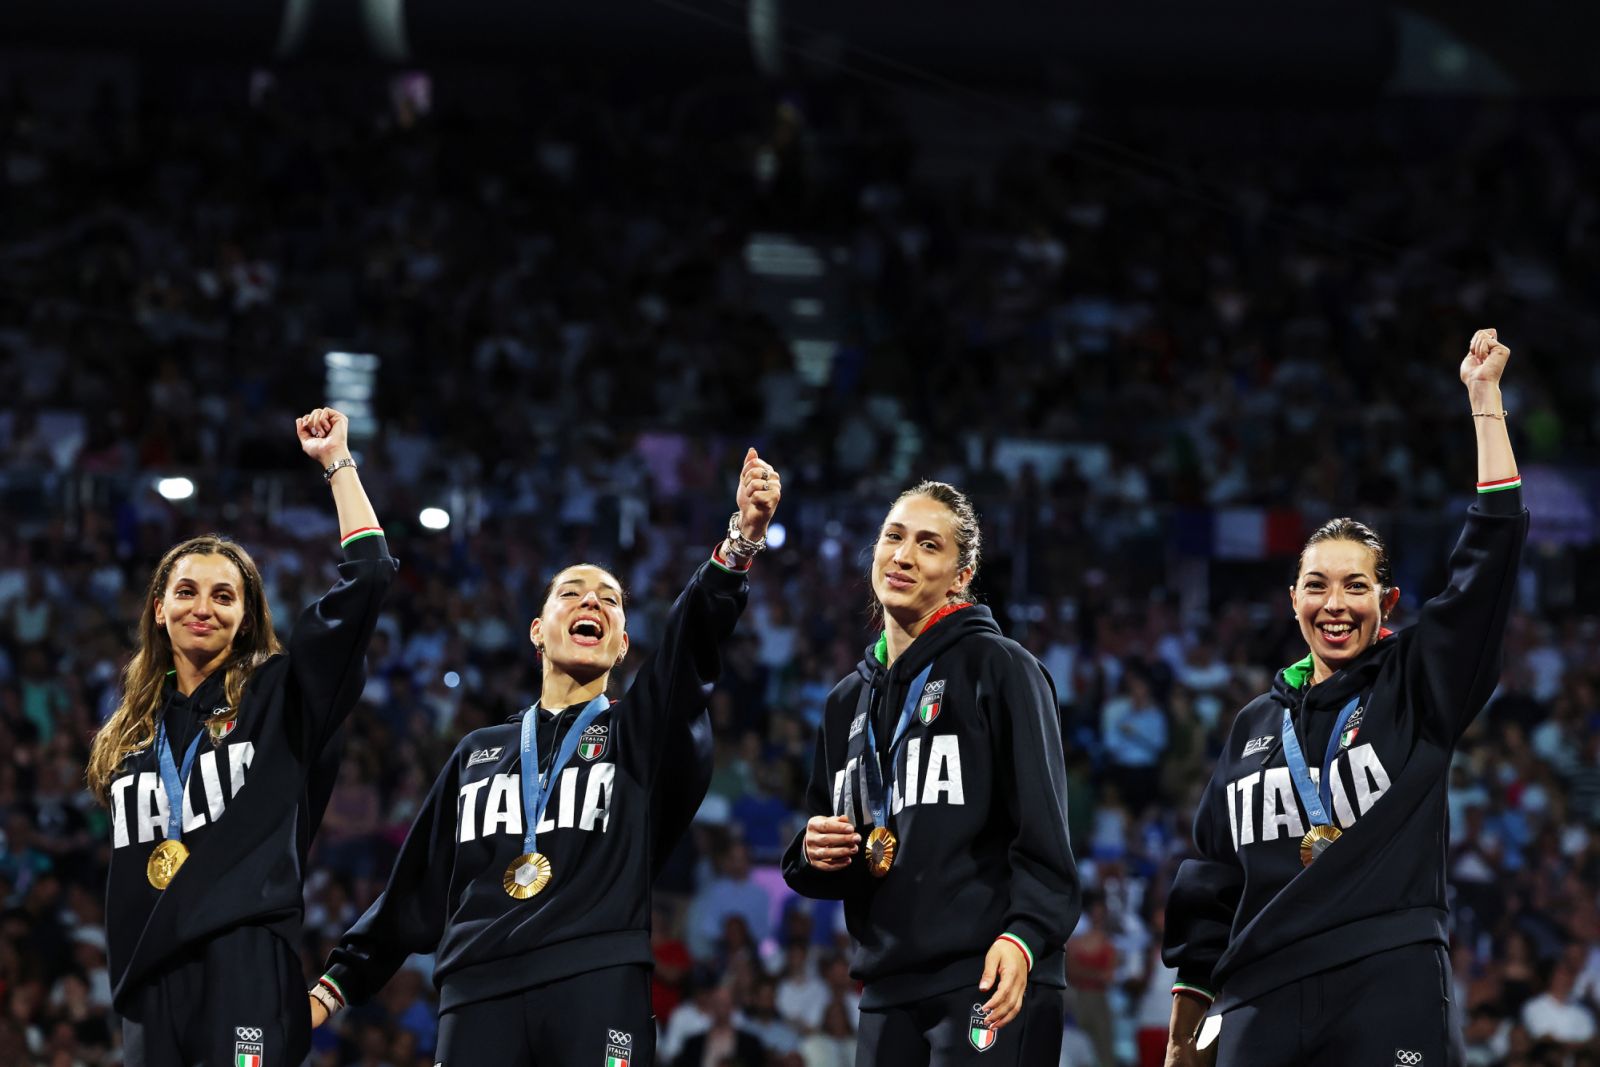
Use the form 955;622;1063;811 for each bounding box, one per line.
1268;630;1397;713
855;602;1002;687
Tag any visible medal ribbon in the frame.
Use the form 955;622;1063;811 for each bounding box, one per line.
1280;695;1361;829
155;720;206;841
862;662;935;829
519;695;609;856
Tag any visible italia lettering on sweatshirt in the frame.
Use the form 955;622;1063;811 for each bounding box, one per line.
104;534;397;1009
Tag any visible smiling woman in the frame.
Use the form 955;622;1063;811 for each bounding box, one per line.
784;480;1080;1067
314;447;781;1067
1291;518;1400;682
85;406;396;1067
1163;329;1529;1067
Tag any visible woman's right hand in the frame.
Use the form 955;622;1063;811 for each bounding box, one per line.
1164;994;1216;1067
803;815;860;870
309;993;330;1028
1164;1038;1217;1067
1461;328;1510;388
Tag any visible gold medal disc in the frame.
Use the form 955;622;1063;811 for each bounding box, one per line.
147;839;190;890
1299;824;1342;868
865;826;898;878
503;852;553;899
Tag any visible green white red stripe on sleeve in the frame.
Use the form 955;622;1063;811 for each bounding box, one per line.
710;544;753;573
317;974;346;1006
339;526;384;548
1476;476;1521;493
996;932;1033;971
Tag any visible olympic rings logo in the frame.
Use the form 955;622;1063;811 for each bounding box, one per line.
1395;1052;1423;1066
236;1027;264;1041
608;1030;633;1045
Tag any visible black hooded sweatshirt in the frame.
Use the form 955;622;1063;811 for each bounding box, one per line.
1163;490;1527;1013
105;533;396;1008
321;556;744;1012
782;605;1081;1009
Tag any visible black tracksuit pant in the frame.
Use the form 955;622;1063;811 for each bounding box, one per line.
1213;942;1462;1067
436;964;655;1067
120;925;307;1067
856;984;1065;1067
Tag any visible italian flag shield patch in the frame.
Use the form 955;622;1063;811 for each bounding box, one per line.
917;699;940;725
968;1022;995;1052
578;725;608;761
605;1057;628;1067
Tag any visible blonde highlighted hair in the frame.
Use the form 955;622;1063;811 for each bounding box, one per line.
86;535;282;805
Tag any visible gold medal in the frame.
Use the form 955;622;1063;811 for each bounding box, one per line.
1299;824;1342;867
865;826;898;878
503;852;553;899
147;839;190;890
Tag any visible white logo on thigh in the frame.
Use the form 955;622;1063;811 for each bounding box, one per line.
234;1025;265;1066
605;1028;634;1064
1395;1051;1423;1067
968;1004;996;1052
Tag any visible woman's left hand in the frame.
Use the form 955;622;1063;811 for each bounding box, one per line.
296;407;351;465
735;447;781;540
1461;328;1511;387
977;936;1029;1030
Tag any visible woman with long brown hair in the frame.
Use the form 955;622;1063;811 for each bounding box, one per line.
88;407;395;1067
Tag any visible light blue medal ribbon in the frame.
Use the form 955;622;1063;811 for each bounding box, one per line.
860;661;934;876
155;720;205;842
1280;695;1361;865
505;694;609;898
145;718;206;888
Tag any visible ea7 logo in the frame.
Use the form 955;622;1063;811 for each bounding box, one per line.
467;747;503;768
1241;736;1274;758
848;714;865;740
1395;1051;1423;1066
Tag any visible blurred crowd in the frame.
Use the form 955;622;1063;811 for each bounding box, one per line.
1;61;1598;1067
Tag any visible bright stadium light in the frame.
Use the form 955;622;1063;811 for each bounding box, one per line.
419;507;450;531
443;671;461;689
156;477;195;501
766;522;787;550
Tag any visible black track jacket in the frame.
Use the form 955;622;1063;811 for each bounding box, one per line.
1164;489;1527;1013
321;556;744;1012
782;605;1081;1009
105;533;396;1007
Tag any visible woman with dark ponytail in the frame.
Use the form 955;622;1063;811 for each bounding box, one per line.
782;481;1080;1067
1163;330;1528;1066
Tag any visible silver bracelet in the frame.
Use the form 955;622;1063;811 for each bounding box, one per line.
323;457;358;483
725;511;767;558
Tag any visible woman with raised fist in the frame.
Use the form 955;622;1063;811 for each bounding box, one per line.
314;448;780;1067
89;407;396;1067
1163;330;1527;1067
